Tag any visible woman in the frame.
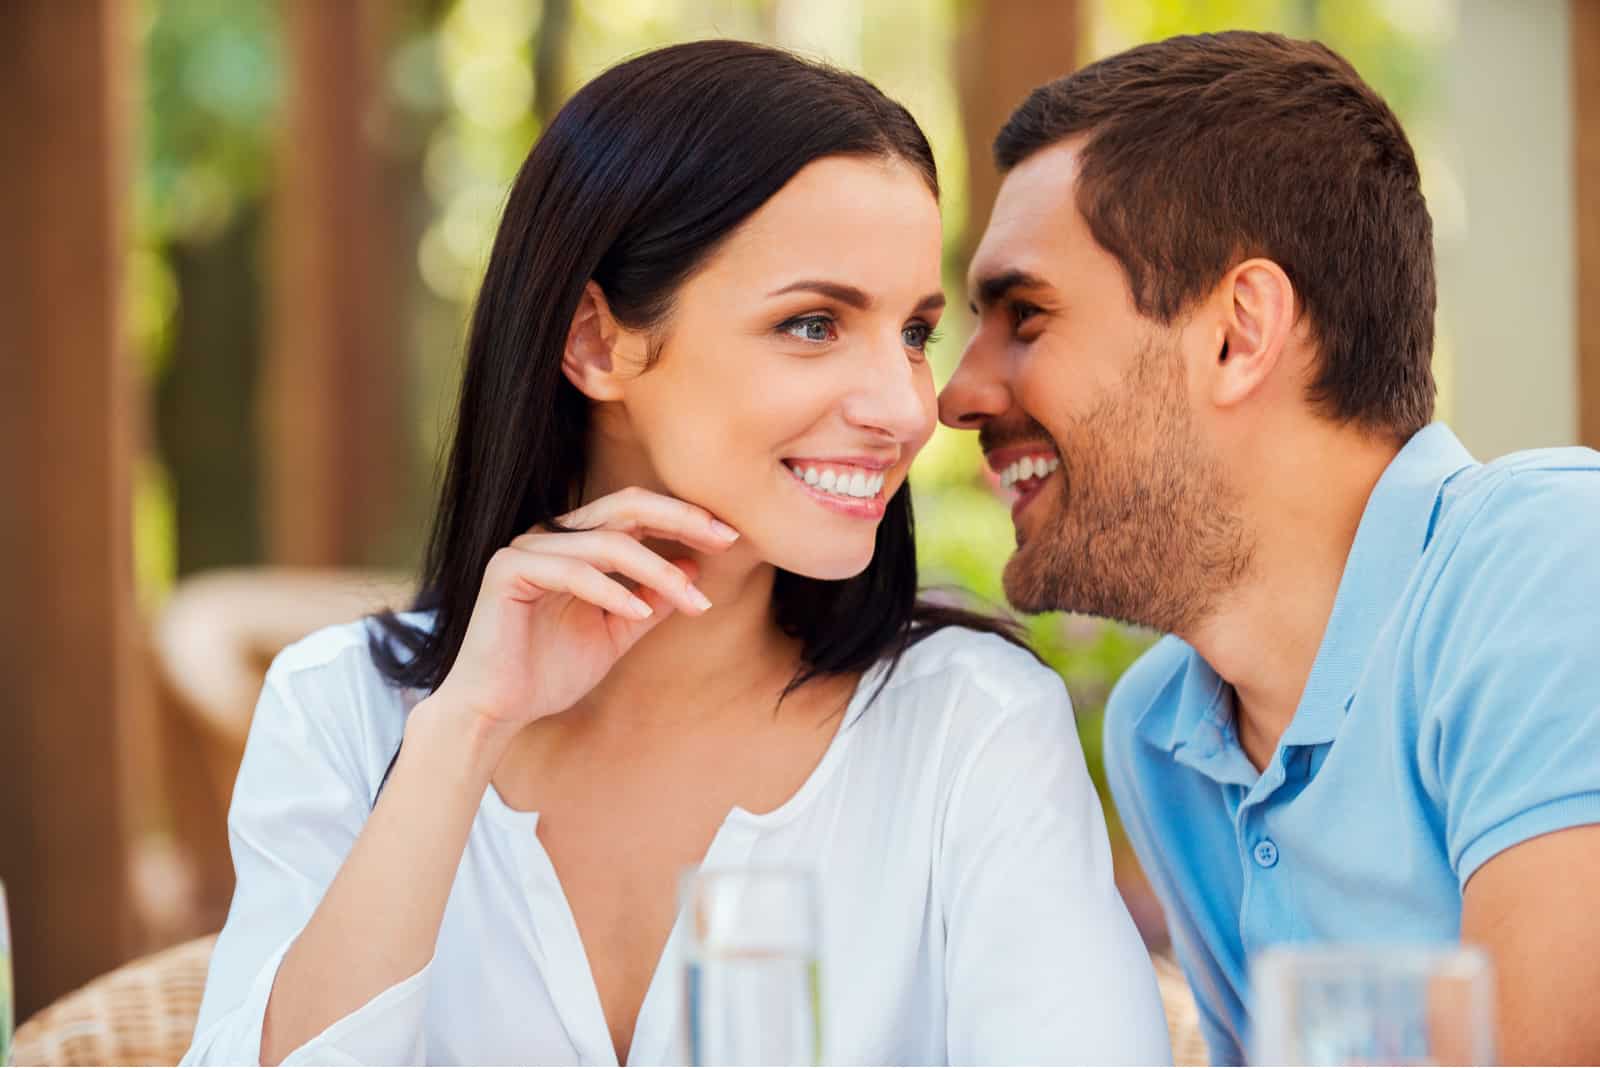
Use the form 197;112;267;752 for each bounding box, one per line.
184;40;1169;1067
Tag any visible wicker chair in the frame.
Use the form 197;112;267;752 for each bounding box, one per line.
11;936;1207;1067
1154;949;1210;1066
11;935;216;1067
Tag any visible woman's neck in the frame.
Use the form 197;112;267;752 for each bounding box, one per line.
580;539;804;728
564;429;812;728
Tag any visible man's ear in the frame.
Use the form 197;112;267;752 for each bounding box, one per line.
562;281;628;402
1210;258;1296;409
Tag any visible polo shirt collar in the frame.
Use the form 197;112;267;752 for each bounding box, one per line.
1158;649;1260;786
1281;422;1476;747
1136;422;1477;770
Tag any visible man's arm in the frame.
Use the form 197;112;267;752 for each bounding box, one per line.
1418;469;1600;1065
1462;825;1600;1064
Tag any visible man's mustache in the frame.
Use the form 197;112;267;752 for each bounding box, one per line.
978;417;1056;456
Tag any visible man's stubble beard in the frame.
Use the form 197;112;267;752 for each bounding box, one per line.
1002;337;1253;636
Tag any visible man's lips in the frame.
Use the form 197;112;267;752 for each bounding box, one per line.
1010;470;1054;523
983;441;1060;475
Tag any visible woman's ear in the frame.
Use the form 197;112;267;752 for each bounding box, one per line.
1210;257;1296;410
562;281;627;401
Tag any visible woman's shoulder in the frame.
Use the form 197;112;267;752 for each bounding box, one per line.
857;627;1088;830
268;612;428;693
860;626;1074;760
878;625;1069;714
255;613;432;778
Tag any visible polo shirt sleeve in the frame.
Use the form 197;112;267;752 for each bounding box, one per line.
939;672;1173;1066
182;641;433;1066
1415;469;1600;888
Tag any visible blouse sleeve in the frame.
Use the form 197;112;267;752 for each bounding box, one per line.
181;641;434;1066
939;672;1173;1066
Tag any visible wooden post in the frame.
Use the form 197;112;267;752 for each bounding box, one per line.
264;0;405;566
0;0;137;1017
1574;0;1600;449
534;0;575;125
955;0;1082;260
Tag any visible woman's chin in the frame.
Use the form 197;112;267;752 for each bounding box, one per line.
768;541;877;583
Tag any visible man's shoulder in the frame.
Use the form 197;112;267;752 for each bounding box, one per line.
1423;444;1600;599
1476;442;1600;479
1435;444;1600;546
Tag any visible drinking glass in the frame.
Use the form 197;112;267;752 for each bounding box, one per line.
1;879;12;1067
1251;944;1496;1065
682;867;821;1066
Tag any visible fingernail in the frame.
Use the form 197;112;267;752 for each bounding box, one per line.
710;520;739;541
688;586;713;612
628;596;653;619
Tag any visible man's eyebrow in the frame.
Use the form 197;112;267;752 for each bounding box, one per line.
767;280;872;309
970;268;1050;310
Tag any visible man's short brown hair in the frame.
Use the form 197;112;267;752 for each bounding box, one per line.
996;31;1436;438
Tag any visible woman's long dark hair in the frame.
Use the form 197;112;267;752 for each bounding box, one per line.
370;39;1028;704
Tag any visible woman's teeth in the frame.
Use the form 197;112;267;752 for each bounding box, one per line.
998;454;1060;490
787;463;886;499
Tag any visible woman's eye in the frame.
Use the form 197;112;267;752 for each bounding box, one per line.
902;323;941;353
781;315;837;343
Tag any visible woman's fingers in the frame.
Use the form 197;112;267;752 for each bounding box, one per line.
557;486;740;553
602;571;689;652
506;531;712;616
486;548;654;620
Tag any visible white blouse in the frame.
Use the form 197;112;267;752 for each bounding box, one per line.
183;620;1171;1066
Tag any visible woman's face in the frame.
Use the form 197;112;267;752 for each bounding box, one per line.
606;156;944;580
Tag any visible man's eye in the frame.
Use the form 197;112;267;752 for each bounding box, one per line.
1010;301;1041;330
780;315;837;343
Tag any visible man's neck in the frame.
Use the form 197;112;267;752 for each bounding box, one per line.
1181;425;1402;771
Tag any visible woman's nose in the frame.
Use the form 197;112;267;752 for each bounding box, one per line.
938;333;1011;429
841;337;935;443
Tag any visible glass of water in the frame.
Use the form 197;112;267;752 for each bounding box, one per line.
1;879;12;1067
682;867;821;1066
1251;944;1496;1065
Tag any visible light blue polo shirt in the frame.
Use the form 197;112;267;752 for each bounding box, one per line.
1103;422;1600;1065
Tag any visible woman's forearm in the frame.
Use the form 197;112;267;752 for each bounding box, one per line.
259;697;510;1065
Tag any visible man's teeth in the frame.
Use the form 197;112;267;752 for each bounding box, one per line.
998;454;1061;490
788;464;886;499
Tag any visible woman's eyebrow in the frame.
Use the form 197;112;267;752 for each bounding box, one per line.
767;281;946;317
767;279;872;308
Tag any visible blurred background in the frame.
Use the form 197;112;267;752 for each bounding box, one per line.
4;0;1598;1036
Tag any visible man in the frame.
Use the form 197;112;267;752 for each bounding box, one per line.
939;30;1600;1066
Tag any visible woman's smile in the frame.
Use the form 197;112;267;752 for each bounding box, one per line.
781;457;891;520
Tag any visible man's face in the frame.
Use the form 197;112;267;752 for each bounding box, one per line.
938;139;1249;633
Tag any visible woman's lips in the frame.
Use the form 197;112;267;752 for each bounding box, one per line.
782;462;888;520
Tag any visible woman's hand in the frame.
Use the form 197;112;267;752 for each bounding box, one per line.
427;487;741;741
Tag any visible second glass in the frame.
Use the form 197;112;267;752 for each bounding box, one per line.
1;880;13;1067
682;867;821;1067
1251;943;1496;1065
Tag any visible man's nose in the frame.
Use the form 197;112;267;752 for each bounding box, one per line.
939;332;1011;430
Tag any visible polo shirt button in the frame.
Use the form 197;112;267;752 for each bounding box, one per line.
1253;840;1280;868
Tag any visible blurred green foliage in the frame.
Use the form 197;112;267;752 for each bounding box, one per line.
131;0;281;604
